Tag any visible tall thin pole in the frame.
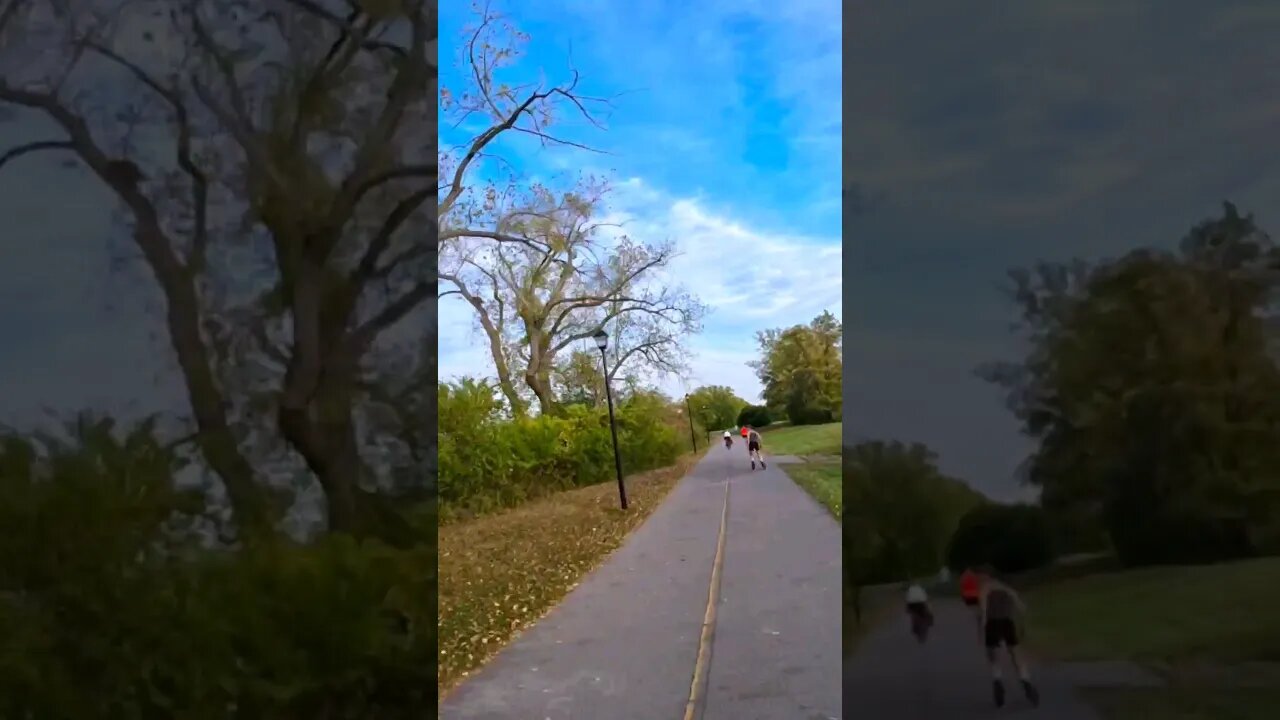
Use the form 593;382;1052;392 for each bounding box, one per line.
684;394;698;452
600;349;627;510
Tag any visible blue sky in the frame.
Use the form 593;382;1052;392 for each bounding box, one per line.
845;0;1280;500
437;0;843;402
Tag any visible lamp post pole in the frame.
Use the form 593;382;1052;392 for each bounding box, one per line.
594;329;627;510
683;394;698;452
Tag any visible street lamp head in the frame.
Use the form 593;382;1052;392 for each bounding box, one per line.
592;328;608;350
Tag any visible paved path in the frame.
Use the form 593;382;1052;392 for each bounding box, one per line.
440;446;842;720
844;599;1118;719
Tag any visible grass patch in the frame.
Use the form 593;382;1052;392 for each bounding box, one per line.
437;453;697;693
1080;686;1280;720
760;421;841;456
764;422;844;651
1024;556;1280;663
786;460;841;519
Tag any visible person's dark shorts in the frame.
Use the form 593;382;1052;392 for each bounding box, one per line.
984;617;1018;648
748;440;760;452
962;595;979;607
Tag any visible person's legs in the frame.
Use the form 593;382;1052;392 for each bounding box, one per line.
1005;629;1040;705
984;621;1006;707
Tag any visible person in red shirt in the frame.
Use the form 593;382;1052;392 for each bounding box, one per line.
959;566;982;632
740;425;749;439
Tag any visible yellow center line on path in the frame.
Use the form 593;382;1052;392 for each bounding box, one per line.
682;472;732;720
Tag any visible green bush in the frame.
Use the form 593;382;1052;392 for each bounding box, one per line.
0;417;436;719
947;502;1057;575
736;405;772;428
438;379;681;520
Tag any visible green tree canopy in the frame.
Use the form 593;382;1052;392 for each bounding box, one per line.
843;440;984;586
980;202;1280;564
751;311;842;424
686;385;749;433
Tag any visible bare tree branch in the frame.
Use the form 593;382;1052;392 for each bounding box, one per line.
0;140;75;171
351;281;431;351
82;40;211;269
278;0;409;57
352;187;433;285
351;163;435;206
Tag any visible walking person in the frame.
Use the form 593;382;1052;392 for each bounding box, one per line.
978;568;1039;708
744;425;766;470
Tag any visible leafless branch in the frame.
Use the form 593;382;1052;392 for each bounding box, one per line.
83;40;211;269
0;140;75;171
351;163;435;206
278;0;409;57
352;187;433;285
327;4;430;237
351;281;431;350
439;72;608;219
438;227;549;251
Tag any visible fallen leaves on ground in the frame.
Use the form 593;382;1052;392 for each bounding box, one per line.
437;453;697;693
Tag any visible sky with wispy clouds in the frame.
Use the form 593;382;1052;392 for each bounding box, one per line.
437;0;842;403
846;0;1280;499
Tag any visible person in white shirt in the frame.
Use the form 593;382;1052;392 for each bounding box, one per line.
722;430;732;449
904;581;932;641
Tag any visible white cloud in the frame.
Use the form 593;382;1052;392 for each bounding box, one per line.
438;177;842;404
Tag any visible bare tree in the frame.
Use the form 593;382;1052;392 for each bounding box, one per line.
437;2;609;246
440;179;703;415
0;0;436;542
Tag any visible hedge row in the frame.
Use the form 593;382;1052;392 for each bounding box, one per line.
0;426;436;719
439;380;682;520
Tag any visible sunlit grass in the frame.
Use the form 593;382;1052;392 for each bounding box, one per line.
760;421;842;456
786;460;841;520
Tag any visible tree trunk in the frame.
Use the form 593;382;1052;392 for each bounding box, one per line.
278;390;415;547
526;368;556;416
136;225;273;537
496;376;528;418
467;295;526;416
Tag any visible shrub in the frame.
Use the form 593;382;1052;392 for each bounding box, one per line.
947;502;1057;575
786;403;833;426
736;404;772;428
0;418;436;719
438;379;682;520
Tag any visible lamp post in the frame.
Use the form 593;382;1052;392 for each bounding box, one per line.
683;394;698;452
594;328;627;510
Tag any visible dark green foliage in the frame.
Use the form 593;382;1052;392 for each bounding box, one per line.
947;502;1057;575
983;202;1280;567
843;440;986;587
686;385;748;433
438;378;681;520
0;416;436;719
736;404;773;428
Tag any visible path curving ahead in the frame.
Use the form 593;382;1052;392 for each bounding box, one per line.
439;445;843;720
844;599;1107;719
